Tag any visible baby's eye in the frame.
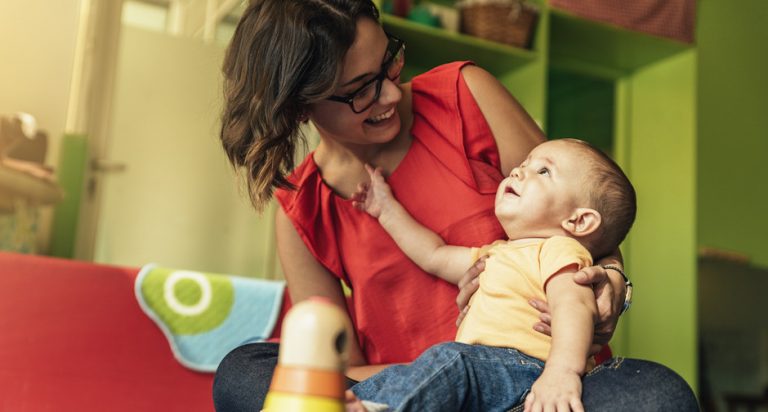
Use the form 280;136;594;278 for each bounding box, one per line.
537;167;550;176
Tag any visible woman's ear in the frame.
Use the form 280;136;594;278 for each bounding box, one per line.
561;208;602;237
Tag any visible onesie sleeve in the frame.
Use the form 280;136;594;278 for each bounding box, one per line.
538;236;593;289
469;240;508;264
411;61;504;194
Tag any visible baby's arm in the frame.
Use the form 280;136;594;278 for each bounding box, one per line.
352;165;473;284
525;265;597;412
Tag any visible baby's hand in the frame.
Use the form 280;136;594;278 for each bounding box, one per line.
345;390;369;412
524;368;584;412
352;164;393;219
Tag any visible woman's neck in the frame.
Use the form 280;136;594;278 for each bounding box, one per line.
312;83;413;198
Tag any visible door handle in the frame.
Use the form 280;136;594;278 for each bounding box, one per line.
91;158;127;173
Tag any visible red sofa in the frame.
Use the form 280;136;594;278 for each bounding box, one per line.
0;252;288;411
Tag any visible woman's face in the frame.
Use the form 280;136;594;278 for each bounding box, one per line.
308;18;403;147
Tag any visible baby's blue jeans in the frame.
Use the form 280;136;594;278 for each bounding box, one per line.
352;342;542;411
351;341;699;412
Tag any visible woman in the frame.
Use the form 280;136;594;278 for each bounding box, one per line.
213;1;697;411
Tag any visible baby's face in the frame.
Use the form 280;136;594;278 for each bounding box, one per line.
495;140;591;238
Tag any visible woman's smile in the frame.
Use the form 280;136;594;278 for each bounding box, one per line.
365;106;397;125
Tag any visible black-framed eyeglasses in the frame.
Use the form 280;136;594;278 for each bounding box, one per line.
327;34;406;114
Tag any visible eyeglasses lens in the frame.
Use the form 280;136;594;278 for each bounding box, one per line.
351;43;405;113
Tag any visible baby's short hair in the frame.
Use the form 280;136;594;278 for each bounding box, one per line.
562;139;637;258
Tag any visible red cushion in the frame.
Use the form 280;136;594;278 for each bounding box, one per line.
0;252;215;411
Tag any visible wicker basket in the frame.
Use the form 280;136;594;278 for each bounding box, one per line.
458;0;538;49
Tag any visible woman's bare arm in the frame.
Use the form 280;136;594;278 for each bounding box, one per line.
277;207;406;381
276;208;366;367
459;65;545;175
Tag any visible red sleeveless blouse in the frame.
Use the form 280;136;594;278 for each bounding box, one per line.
275;61;507;364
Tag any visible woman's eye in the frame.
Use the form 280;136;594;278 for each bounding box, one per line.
537;167;550;176
356;82;376;99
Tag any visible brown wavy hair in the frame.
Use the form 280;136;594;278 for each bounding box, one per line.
220;0;379;212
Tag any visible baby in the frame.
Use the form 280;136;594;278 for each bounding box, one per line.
348;138;636;411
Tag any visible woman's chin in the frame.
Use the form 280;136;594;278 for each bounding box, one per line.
364;111;401;142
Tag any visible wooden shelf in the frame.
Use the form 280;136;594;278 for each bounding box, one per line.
548;8;691;78
0;165;64;213
382;14;537;79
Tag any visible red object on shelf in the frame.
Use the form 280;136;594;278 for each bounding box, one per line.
393;0;412;17
549;0;696;43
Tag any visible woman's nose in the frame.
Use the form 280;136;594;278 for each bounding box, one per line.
378;77;402;106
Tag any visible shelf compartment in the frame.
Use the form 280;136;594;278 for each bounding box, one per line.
548;8;691;78
382;14;537;79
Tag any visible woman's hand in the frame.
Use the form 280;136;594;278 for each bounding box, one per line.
455;257;486;327
529;265;626;352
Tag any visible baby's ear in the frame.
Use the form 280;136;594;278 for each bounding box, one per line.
561;208;601;237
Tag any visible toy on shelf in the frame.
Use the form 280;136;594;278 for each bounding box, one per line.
263;297;352;412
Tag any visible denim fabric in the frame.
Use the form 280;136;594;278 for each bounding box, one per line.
578;357;700;412
352;342;544;412
213;342;280;412
213;342;699;412
352;342;700;412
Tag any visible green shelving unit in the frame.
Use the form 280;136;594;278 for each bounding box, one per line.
382;14;537;80
549;8;691;79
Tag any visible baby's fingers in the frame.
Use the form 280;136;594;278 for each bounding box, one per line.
364;164;386;183
570;399;585;412
524;392;534;412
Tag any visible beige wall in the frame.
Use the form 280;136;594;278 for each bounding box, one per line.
0;0;82;166
93;26;279;278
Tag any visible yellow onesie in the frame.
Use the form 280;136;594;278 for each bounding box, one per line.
456;236;592;362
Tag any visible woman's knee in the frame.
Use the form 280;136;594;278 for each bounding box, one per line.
583;358;699;411
628;359;698;410
213;343;279;412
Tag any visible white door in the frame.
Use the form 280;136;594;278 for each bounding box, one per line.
91;25;278;277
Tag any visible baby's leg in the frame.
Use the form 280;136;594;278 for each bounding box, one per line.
346;390;390;412
351;342;542;412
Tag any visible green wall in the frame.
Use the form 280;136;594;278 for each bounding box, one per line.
697;0;768;267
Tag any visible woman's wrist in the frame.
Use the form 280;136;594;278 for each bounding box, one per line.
600;264;633;315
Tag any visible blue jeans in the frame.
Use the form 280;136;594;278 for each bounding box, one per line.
352;342;543;412
212;342;699;411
